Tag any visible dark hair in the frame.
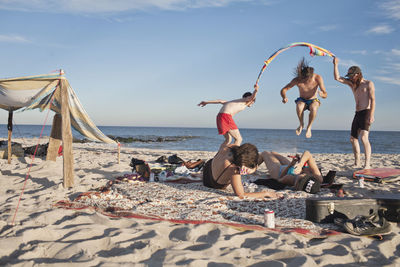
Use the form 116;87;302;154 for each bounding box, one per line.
230;143;259;169
242;92;252;98
346;66;363;89
295;57;314;79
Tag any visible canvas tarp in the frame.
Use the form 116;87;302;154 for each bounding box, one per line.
0;73;116;144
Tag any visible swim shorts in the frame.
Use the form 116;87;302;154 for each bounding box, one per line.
279;164;308;177
279;165;295;177
295;97;321;110
351;109;371;138
216;113;238;135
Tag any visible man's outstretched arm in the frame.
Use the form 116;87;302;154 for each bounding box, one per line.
198;100;226;107
246;84;259;104
333;57;352;87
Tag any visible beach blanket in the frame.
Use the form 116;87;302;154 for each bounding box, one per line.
353;168;400;183
56;174;341;237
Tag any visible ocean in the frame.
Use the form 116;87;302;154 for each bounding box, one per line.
0;124;399;154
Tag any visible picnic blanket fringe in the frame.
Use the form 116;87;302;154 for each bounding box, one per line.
54;200;340;238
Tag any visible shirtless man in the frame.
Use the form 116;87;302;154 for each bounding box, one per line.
198;84;258;146
280;58;327;138
333;57;375;169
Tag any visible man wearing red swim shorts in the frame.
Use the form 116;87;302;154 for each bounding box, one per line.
198;84;258;146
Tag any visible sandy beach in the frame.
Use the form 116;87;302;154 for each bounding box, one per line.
1;138;400;266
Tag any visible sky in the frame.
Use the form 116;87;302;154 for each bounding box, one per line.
0;0;399;131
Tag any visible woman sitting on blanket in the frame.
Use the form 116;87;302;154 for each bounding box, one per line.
202;142;280;199
258;150;322;193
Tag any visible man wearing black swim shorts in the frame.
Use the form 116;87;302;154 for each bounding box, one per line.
280;58;327;139
351;109;371;139
333;58;376;169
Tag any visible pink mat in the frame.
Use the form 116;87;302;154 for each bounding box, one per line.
353;168;400;183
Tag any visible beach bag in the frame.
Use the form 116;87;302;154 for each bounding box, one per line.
156;155;168;163
135;164;151;179
130;158;145;170
168;154;184;165
130;157;151;179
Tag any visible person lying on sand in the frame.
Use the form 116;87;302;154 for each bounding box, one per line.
258;150;322;194
202;142;281;199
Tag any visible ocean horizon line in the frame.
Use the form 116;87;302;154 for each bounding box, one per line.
1;124;399;154
1;124;399;133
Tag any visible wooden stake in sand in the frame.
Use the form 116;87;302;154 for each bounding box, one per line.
7;110;13;164
117;142;121;164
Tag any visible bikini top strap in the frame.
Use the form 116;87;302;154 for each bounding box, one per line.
215;162;234;184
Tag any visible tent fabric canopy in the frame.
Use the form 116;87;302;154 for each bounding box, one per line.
0;73;116;144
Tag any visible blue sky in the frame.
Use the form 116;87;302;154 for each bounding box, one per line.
0;0;399;131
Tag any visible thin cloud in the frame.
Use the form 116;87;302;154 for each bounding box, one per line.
317;25;337;32
383;62;400;72
373;50;386;55
374;76;400;86
337;59;361;69
380;0;400;20
372;48;400;57
0;34;30;43
391;63;400;71
366;24;394;35
0;0;253;14
391;48;400;56
377;62;400;76
348;50;368;55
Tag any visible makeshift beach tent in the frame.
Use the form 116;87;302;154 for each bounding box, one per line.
0;71;116;187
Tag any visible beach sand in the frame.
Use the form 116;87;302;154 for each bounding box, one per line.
1;138;400;266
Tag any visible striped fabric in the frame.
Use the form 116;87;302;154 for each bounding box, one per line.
0;73;116;144
255;42;335;85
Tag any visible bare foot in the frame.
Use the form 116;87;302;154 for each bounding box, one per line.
305;128;312;138
364;159;371;169
354;161;361;168
296;125;303;135
353;156;361;168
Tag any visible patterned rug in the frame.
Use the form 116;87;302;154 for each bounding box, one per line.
56;173;341;237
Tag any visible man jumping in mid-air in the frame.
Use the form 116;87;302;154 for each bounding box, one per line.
280;58;327;138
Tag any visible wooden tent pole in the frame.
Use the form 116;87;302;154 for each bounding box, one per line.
7;110;13;164
60;78;74;188
46;113;62;161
